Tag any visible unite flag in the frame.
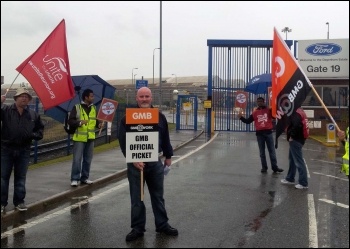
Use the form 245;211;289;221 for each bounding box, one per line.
16;19;75;110
271;27;312;148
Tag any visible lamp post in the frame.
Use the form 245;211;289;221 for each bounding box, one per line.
153;48;160;85
172;89;178;123
134;74;137;86
171;73;177;87
124;89;130;106
326;22;329;39
281;27;292;40
132;68;138;88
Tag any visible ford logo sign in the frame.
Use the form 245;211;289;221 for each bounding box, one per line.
305;43;342;56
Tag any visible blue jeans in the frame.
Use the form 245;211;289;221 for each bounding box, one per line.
256;133;278;171
71;141;94;182
127;160;169;232
286;140;308;187
1;146;30;206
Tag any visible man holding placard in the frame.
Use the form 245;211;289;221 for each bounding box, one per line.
118;87;178;242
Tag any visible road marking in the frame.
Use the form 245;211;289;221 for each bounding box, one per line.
319;199;349;209
184;146;197;149
308;194;318;248
172;132;218;164
1;182;129;239
313;172;349;181
310;158;342;165
304;158;310;178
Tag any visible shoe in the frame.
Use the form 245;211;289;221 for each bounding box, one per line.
1;205;5;213
281;179;295;185
81;179;93;185
156;226;178;236
273;168;284;173
16;203;27;211
71;180;78;187
295;184;308;189
261;169;267;173
125;229;144;242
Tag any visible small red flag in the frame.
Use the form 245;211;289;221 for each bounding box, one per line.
16;19;75;110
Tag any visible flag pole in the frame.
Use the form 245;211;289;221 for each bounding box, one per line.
307;82;340;132
4;72;22;97
274;28;341;133
140;170;144;201
98;121;105;136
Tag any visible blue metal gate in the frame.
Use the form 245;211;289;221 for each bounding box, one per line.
206;39;293;133
176;94;198;130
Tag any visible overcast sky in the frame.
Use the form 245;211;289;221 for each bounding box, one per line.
1;1;349;85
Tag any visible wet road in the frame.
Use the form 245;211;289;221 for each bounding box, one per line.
1;132;349;248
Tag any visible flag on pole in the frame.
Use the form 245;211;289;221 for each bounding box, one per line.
271;27;312;148
16;19;75;110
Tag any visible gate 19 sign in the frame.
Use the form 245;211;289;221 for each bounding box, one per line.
97;98;118;122
125;108;159;162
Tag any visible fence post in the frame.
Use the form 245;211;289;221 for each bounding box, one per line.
33;97;39;164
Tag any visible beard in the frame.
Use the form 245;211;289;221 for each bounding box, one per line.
139;103;151;108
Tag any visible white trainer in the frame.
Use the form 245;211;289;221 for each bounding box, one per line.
281;179;295;185
82;179;93;185
71;180;78;187
295;184;308;189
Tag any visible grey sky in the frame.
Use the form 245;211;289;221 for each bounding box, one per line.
1;1;349;85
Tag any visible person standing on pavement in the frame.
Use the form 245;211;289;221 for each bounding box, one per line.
1;88;44;213
118;86;178;242
68;88;103;187
281;108;309;189
337;127;349;179
239;97;284;174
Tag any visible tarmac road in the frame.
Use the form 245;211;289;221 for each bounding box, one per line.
1;131;349;248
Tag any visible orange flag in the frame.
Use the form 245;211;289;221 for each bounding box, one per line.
271;27;311;147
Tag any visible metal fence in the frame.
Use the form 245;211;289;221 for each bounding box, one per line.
30;103;128;164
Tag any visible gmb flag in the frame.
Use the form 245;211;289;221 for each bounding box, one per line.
271;27;311;148
16;19;75;110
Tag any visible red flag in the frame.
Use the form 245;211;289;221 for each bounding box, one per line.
16;19;75;110
271;27;311;147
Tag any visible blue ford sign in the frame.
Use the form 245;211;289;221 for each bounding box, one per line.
305;43;342;56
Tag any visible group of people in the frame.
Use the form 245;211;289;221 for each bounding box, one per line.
1;88;103;213
1;87;348;242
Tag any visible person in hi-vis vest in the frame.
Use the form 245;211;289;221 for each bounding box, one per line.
239;97;284;174
68;89;103;187
338;127;349;179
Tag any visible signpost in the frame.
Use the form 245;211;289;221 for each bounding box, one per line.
136;80;148;90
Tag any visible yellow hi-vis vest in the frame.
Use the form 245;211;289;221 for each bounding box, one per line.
73;104;97;142
341;127;349;176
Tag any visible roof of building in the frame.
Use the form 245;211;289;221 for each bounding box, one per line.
107;76;208;88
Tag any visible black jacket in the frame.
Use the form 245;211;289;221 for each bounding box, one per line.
287;111;306;145
118;107;173;159
1;103;44;148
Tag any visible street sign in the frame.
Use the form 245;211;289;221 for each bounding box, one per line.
136;80;148;89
